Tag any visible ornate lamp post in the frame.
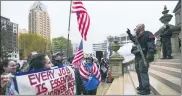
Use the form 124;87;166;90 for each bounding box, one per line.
159;5;173;25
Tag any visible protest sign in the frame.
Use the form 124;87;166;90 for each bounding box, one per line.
13;66;76;95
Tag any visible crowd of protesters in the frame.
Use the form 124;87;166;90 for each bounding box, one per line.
0;52;109;95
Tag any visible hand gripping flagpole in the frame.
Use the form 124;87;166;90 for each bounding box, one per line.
67;0;73;60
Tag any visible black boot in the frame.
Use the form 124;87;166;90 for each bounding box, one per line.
136;87;143;91
160;57;167;59
167;56;173;59
137;90;150;95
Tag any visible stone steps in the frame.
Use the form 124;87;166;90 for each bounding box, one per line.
152;58;181;63
128;70;179;95
123;71;136;95
150;64;181;78
105;76;124;95
128;71;154;95
149;73;179;95
150;60;181;69
149;69;181;93
156;60;181;63
148;57;181;95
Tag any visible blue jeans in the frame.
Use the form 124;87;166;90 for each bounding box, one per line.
135;59;150;91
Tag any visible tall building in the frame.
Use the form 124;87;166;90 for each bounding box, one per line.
93;41;107;52
107;34;132;47
1;16;19;60
28;1;50;40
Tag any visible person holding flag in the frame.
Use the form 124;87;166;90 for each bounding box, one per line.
71;1;101;95
79;55;101;95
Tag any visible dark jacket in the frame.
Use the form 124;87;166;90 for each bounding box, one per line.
52;60;63;66
160;28;172;42
74;68;83;95
131;31;156;61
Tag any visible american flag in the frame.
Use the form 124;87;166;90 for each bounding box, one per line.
72;1;90;41
72;40;84;68
79;62;101;82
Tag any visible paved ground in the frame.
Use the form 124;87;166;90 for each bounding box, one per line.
96;82;111;95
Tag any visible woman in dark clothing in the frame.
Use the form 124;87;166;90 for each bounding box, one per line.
28;54;53;71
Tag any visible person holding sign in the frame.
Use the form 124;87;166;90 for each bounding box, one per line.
79;55;101;95
0;59;17;95
29;54;81;95
13;53;78;95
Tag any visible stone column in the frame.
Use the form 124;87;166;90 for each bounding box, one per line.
109;37;125;78
171;32;180;54
171;25;181;55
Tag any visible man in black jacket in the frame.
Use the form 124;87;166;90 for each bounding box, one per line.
127;24;156;95
160;25;173;59
52;52;64;66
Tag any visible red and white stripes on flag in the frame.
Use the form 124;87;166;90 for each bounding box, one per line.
72;40;84;69
79;62;101;82
72;1;90;41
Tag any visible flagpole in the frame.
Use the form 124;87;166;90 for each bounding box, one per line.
67;0;73;60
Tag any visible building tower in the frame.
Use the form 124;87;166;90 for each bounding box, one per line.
28;1;50;40
1;16;19;60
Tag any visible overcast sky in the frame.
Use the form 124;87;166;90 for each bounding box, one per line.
1;1;178;53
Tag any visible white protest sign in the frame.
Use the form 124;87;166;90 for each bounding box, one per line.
13;66;76;95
